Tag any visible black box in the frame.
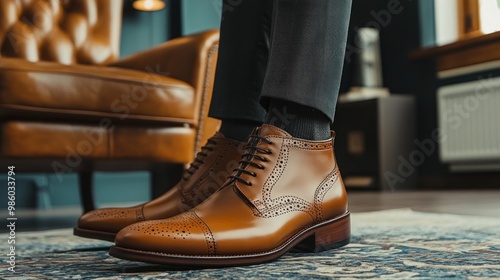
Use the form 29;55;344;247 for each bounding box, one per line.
332;95;416;191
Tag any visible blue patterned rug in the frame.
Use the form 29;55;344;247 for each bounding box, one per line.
1;209;499;279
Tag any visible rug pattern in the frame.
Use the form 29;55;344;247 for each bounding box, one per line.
1;209;499;279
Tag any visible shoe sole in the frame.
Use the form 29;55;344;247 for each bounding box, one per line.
73;227;116;242
109;212;350;267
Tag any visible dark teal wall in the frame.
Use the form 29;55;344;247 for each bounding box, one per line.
120;0;222;56
419;0;436;48
182;0;221;35
120;0;170;56
0;172;150;209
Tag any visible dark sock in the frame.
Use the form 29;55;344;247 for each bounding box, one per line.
219;120;261;142
265;100;331;140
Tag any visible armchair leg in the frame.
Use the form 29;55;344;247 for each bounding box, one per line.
78;171;95;213
150;164;184;199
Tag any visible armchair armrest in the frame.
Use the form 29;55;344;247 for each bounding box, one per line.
109;29;221;154
110;29;219;88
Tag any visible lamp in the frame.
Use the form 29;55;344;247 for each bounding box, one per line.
133;0;166;11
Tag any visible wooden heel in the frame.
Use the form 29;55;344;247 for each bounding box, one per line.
294;213;351;253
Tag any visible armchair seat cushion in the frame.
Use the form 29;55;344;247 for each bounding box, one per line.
0;121;195;163
0;58;196;125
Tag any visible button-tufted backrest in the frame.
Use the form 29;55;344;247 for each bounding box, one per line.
0;0;123;65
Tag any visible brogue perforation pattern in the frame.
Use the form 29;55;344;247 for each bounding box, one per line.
135;206;145;222
261;144;289;206
92;207;137;220
313;166;339;222
125;211;216;254
187;211;217;255
254;196;314;219
127;217;194;240
284;138;332;150
254;141;315;218
252;137;335;220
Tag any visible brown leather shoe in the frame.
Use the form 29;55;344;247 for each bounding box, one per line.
73;133;244;242
110;124;350;266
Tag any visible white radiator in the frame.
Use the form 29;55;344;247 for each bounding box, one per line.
437;75;500;171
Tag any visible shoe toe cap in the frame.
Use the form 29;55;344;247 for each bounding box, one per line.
115;211;215;256
78;207;141;233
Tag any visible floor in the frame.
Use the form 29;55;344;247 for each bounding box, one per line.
4;190;499;233
348;190;500;218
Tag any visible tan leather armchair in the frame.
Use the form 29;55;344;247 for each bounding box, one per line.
0;0;220;212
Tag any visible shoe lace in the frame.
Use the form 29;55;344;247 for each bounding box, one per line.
183;139;218;181
228;134;272;186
